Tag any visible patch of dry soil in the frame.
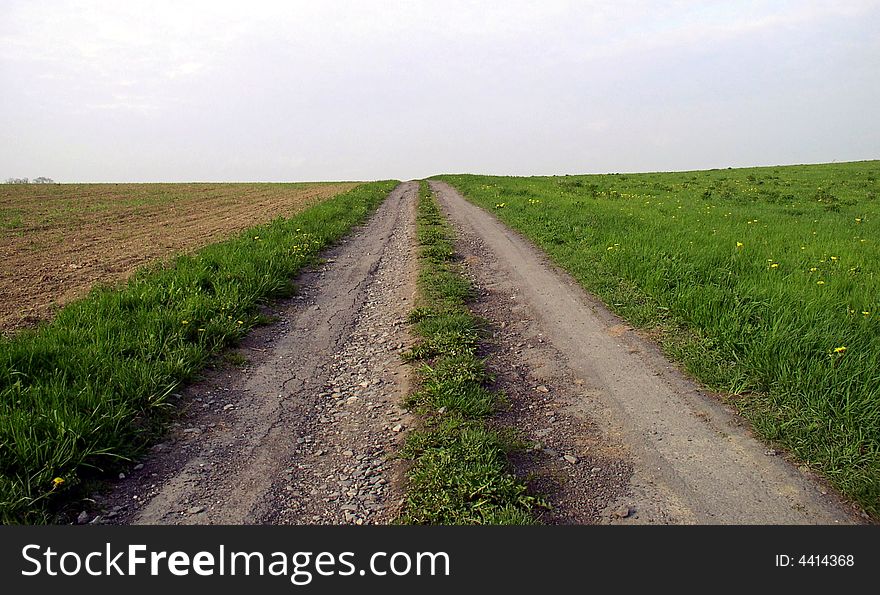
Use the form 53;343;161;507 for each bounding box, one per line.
0;182;355;333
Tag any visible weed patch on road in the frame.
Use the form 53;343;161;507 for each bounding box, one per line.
397;182;542;524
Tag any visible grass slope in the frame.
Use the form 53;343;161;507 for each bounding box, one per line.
437;161;880;516
397;182;541;525
0;180;398;523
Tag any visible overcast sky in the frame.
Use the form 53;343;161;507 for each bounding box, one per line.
1;1;879;182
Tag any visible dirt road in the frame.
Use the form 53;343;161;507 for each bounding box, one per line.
98;181;417;525
431;181;861;524
88;179;862;525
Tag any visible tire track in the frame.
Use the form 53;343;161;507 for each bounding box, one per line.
431;180;862;525
94;182;417;525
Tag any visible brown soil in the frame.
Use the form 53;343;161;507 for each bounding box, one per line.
0;182;356;334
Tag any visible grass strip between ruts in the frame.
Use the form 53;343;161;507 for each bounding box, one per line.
396;181;543;525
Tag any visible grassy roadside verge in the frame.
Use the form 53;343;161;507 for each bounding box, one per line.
437;162;879;517
396;181;541;525
0;180;398;524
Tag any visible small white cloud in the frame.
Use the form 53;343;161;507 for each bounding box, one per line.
85;94;159;114
165;61;205;79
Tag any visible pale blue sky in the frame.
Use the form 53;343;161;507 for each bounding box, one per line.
1;0;878;182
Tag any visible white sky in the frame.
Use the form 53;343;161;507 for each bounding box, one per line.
1;0;879;182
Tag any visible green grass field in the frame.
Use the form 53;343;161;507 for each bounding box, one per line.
436;160;880;516
0;181;397;523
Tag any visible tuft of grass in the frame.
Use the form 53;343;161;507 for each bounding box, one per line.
0;180;398;524
397;181;541;525
404;354;500;418
437;160;880;517
398;418;539;525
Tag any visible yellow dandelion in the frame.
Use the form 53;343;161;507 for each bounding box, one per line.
181;320;189;325
863;311;871;316
833;346;847;354
770;263;779;268
809;267;817;272
236;320;244;325
817;280;825;285
52;477;65;488
736;242;744;248
856;218;862;223
830;256;838;261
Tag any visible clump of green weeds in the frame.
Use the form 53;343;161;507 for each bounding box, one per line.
397;181;541;525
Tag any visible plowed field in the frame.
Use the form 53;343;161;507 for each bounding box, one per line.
0;182;357;333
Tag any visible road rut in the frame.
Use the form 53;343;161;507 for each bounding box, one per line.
432;180;861;525
99;181;418;525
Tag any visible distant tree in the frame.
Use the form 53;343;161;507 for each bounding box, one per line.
3;177;55;184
